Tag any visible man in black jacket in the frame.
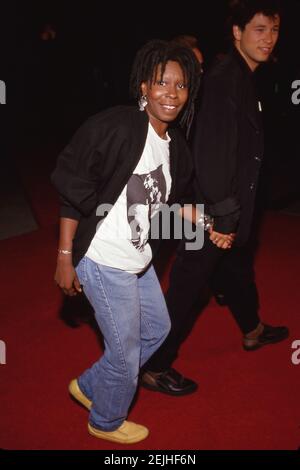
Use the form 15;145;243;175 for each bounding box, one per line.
141;0;289;396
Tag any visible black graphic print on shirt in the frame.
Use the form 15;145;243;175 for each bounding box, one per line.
127;165;166;252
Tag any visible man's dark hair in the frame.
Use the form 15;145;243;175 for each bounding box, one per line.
230;0;281;30
129;39;201;137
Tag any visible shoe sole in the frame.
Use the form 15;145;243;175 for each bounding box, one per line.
69;379;92;410
140;381;198;396
243;330;289;351
88;423;149;444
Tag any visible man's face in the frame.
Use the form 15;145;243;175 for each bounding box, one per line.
233;13;280;71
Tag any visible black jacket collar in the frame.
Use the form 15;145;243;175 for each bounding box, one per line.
230;46;255;77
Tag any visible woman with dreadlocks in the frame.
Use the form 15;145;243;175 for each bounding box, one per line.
51;39;201;444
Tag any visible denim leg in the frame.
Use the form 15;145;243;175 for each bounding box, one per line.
137;265;171;367
75;257;170;431
75;257;142;430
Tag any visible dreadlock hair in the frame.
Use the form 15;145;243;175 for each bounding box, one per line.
129;39;201;138
230;0;281;32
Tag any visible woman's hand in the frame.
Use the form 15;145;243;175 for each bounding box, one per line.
54;256;82;296
55;218;81;295
209;230;236;250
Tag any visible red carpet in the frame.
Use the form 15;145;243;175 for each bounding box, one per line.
0;151;299;449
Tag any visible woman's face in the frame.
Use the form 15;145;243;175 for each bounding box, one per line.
141;60;188;137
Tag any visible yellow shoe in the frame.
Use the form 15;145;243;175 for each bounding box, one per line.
88;420;149;444
69;379;92;411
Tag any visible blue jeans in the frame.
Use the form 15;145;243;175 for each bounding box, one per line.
75;256;171;431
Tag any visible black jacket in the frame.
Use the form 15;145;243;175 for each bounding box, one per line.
192;48;264;245
51;106;193;266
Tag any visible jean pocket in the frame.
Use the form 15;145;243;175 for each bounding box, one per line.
75;256;87;286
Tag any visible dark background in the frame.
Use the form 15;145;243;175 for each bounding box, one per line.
1;0;300;207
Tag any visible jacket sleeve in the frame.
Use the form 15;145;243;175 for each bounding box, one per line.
51;118;106;219
170;130;195;206
192;74;241;233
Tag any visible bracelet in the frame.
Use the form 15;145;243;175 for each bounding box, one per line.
58;249;72;255
196;214;214;232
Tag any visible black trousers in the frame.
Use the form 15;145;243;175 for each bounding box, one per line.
146;233;260;372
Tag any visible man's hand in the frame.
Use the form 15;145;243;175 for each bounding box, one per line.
54;256;82;296
209;230;236;250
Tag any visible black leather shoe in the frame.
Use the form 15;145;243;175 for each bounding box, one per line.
140;368;198;396
243;324;289;351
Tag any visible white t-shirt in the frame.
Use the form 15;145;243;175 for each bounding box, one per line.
86;123;172;273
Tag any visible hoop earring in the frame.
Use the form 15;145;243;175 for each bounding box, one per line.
138;95;148;112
